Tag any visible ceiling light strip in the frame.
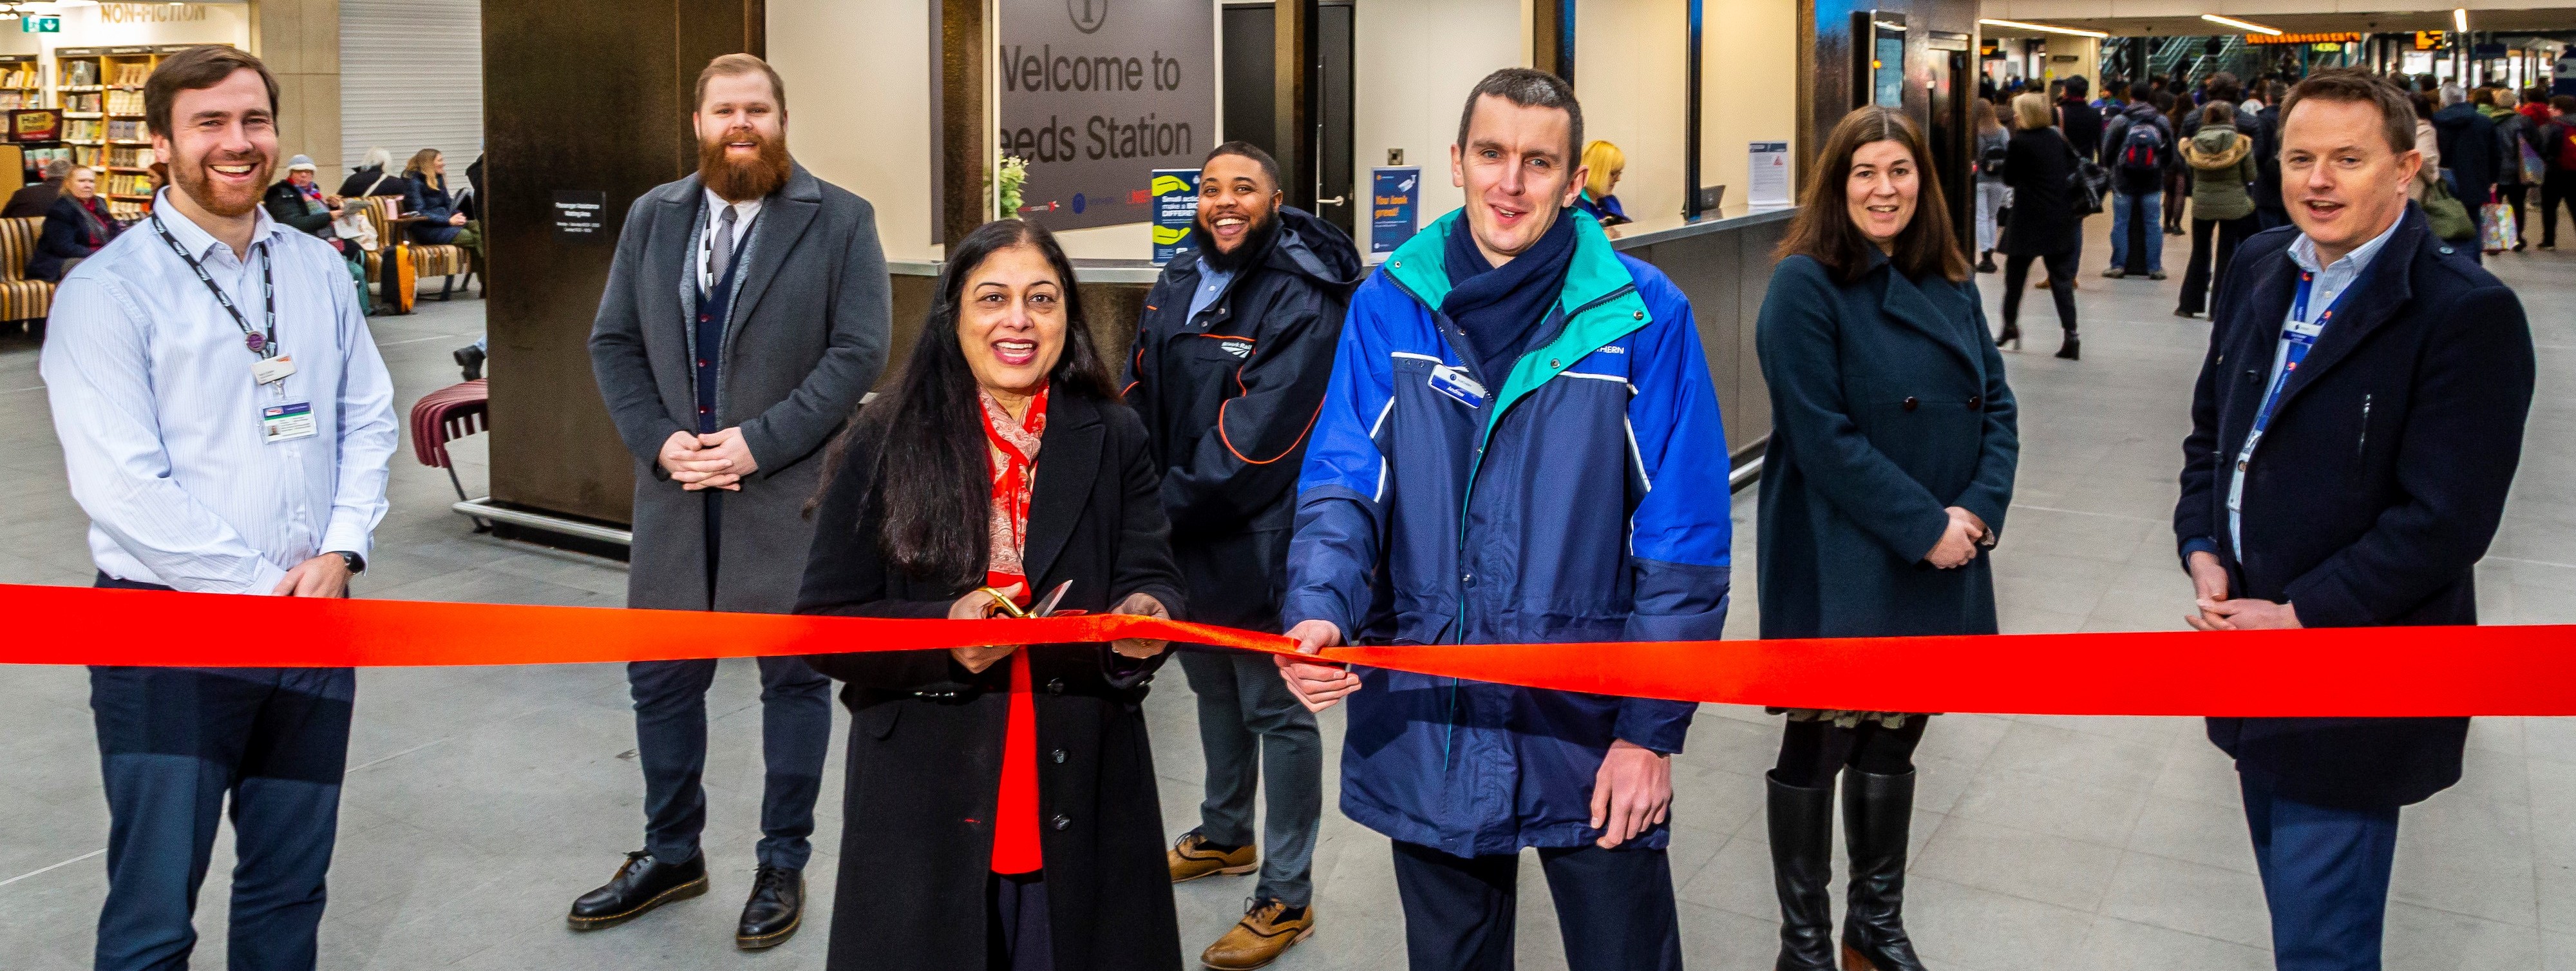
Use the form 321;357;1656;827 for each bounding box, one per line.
2200;14;2284;36
1976;17;2110;39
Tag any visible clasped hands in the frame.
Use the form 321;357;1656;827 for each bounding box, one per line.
1922;506;1989;569
659;428;758;490
1271;620;1672;849
944;582;1173;674
2183;550;2301;630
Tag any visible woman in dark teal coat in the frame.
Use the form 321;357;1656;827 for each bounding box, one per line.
1751;106;2020;971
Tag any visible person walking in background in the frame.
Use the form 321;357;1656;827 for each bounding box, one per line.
2175;69;2533;971
580;52;891;950
795;219;1188;971
30;165;120;282
4;157;73;218
1973;97;2008;272
1997;91;2081;359
2176;102;2259;318
1274;68;1732;971
2535;95;2576;249
2101;80;2174;279
2488;88;2534;251
2432;84;2498;262
1126;140;1359;970
1573;139;1632;228
2246;81;2291;229
2407;93;2441;203
42;46;397;971
2160;91;2192;235
1755;105;2019;971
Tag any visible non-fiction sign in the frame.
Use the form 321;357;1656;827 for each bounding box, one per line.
996;0;1217;231
1369;166;1419;256
549;190;607;242
1748;142;1792;208
1150;168;1197;265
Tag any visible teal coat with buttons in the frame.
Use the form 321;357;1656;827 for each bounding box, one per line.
1754;251;2020;639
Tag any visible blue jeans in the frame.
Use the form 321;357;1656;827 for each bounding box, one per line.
2241;772;2401;970
2110;189;2164;273
629;655;833;870
91;573;354;971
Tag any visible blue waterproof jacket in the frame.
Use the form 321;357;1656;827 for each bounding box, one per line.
1282;209;1733;856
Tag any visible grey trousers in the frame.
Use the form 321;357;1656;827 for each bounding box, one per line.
1180;649;1323;906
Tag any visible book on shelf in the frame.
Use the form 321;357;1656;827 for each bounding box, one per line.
105;90;142;115
108;200;144;222
0;92;25;111
73;146;102;169
63;118;102;143
62;61;99;88
65;92;101;113
105;119;143;142
105;172;152;197
113;63;149;87
108;146;153;169
0;67;34;88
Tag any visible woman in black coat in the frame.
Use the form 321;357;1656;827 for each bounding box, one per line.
1998;90;2085;358
28;167;117;282
795;218;1187;971
1752;106;2020;971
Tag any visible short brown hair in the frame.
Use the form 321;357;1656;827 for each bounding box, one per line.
696;53;786;115
145;46;277;143
1775;105;1969;286
2280;69;2414;157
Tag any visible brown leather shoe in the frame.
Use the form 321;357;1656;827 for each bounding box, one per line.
1200;898;1314;970
1168;829;1257;883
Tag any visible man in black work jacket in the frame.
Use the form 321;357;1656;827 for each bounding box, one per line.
1126;140;1361;971
2174;70;2533;971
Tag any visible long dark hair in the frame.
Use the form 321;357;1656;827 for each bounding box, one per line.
1774;106;1969;285
809;219;1115;588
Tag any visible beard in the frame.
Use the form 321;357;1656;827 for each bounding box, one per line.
172;146;272;218
1194;206;1278;274
699;124;791;202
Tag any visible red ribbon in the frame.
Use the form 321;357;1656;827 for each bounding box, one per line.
8;584;2574;716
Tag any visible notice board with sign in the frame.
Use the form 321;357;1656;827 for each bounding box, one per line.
549;190;607;242
994;0;1217;231
1370;167;1419;255
1150;168;1197;264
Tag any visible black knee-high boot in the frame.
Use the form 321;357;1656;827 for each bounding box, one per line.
1767;771;1838;970
1839;769;1927;971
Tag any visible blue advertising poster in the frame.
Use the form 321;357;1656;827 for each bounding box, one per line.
1370;166;1421;255
1151;168;1199;265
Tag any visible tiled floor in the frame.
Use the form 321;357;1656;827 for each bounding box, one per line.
3;220;2573;970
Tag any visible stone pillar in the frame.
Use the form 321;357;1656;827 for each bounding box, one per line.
250;0;341;173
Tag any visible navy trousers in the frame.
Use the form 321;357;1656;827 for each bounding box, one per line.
627;653;832;870
89;575;354;971
2240;773;2401;971
1389;840;1681;971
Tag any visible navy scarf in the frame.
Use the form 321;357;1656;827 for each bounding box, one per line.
1441;209;1577;381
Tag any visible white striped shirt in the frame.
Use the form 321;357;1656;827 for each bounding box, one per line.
41;189;397;593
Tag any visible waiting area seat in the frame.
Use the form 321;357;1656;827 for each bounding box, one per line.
410;378;491;530
0;215;57;327
360;196;480;304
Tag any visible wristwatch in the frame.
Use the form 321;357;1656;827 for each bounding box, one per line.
330;550;366;575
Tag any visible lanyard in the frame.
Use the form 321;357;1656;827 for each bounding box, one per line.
2246;268;2357;442
149;213;276;360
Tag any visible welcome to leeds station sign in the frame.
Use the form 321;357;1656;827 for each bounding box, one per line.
997;0;1218;231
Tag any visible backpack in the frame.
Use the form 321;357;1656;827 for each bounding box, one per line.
1979;140;2009;177
2557;123;2576;172
2116;119;2165;173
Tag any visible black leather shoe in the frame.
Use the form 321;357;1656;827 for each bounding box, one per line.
737;865;804;950
567;851;708;931
453;343;485;381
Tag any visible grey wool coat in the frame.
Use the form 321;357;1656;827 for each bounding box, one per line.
589;164;891;612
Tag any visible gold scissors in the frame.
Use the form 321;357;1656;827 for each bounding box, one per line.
975;580;1073;619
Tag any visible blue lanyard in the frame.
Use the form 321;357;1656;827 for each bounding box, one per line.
2248;269;2353;438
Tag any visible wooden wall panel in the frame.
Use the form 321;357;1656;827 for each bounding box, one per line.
480;0;761;525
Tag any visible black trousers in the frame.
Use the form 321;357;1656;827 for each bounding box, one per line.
988;872;1056;970
1390;840;1681;971
2000;250;2079;332
2541;171;2576;247
2179;214;2259;315
2502;184;2530;245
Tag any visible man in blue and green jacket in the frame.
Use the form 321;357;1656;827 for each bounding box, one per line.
1276;68;1732;971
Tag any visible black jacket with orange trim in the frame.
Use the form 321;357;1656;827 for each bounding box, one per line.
1124;206;1361;630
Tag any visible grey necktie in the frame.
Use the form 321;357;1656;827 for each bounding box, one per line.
709;204;739;289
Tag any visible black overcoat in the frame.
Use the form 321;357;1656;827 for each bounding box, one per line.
2176;206;2535;808
2001;128;2080;256
1754;253;2020;639
795;389;1188;971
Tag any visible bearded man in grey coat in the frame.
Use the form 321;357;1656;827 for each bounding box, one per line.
580;52;889;949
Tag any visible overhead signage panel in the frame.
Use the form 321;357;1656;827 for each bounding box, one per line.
996;0;1218;231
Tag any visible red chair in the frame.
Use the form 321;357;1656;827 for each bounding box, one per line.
410;379;490;529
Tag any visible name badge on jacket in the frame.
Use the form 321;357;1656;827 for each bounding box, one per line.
1429;365;1486;409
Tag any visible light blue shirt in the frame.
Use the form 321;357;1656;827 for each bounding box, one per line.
41;189;397;593
2225;211;2406;553
1186;263;1235;322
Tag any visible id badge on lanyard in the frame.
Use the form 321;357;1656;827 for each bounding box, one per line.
2227;269;2349;527
148;215;311;441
